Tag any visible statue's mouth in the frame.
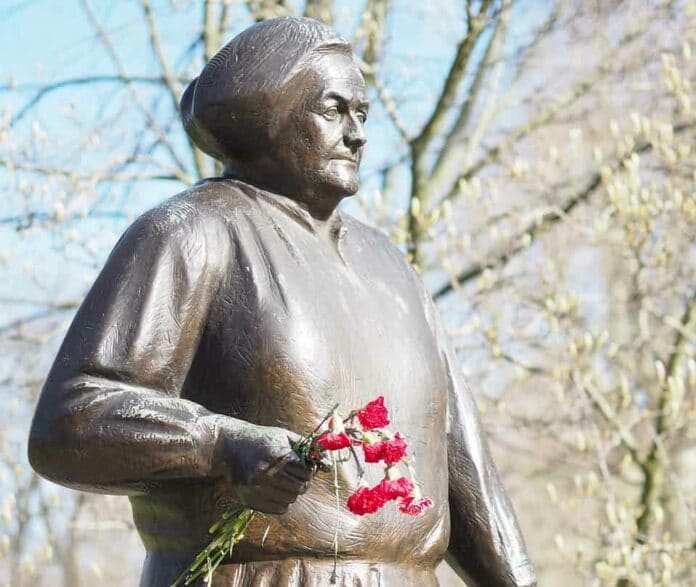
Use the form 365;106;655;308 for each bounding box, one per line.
331;156;358;164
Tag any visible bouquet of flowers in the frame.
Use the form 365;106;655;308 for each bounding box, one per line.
172;396;432;586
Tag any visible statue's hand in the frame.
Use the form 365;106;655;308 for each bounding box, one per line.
211;417;313;514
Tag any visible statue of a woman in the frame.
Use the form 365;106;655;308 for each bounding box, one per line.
28;17;536;587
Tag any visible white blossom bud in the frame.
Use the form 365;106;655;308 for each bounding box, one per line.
655;360;666;383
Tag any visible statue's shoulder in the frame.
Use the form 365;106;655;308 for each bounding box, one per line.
343;214;409;264
144;178;249;227
115;181;238;264
133;178;258;232
343;214;428;295
343;214;388;243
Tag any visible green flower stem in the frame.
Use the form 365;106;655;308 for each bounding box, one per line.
170;508;255;587
172;407;340;587
330;453;340;585
348;443;365;478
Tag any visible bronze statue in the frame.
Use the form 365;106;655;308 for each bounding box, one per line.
28;17;536;587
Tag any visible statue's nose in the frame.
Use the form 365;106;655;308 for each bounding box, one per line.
345;117;367;150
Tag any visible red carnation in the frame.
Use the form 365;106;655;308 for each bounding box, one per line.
315;431;352;451
362;441;384;463
382;433;408;464
375;476;414;501
398;495;433;515
347;485;387;515
361;433;408;464
356;396;390;430
362;431;384;463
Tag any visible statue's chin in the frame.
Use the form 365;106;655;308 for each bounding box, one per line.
324;179;359;201
316;163;360;199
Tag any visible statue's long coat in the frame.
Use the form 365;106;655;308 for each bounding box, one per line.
29;179;535;587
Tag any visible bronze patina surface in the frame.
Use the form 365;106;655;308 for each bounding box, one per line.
28;17;536;587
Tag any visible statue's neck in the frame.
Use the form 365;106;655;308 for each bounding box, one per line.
222;165;344;222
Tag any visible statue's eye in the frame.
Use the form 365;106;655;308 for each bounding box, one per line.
357;111;367;124
323;107;339;120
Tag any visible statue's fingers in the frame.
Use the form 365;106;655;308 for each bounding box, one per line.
272;470;310;495
266;451;312;483
285;430;304;446
314;453;333;472
281;457;313;482
246;494;290;515
257;484;299;506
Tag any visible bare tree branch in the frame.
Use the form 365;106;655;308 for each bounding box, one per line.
440;73;599;205
5;76;186;127
431;120;696;300
219;0;232;39
246;0;292;22
79;0;190;176
634;292;696;536
0;303;78;334
202;0;222;61
410;0;495;158
353;0;390;74
428;2;508;191
304;0;333;24
406;0;497;266
141;0;209;179
0;159;188;184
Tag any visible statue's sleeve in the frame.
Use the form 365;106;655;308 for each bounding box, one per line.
419;283;536;587
28;207;230;495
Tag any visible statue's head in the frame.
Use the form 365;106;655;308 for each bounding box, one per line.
181;17;368;209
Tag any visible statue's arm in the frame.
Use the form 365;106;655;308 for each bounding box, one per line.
444;355;537;587
28;209;231;494
416;280;536;586
28;206;313;507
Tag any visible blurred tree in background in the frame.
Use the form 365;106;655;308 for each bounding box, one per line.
1;0;694;585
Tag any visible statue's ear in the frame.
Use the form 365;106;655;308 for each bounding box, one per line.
266;107;286;146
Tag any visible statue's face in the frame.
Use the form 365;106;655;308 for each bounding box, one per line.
272;51;368;201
